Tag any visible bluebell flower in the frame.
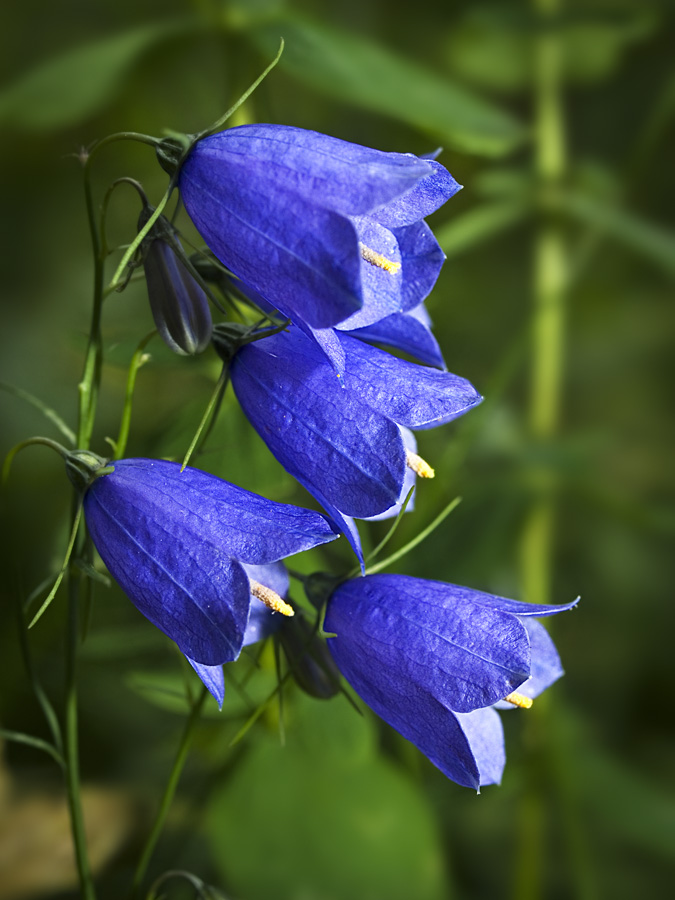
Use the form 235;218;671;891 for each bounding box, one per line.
83;459;338;703
178;124;460;333
138;207;213;355
325;574;578;789
229;326;481;560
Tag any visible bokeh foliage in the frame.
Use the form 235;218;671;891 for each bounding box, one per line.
1;1;674;898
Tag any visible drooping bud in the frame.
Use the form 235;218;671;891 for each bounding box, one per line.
138;207;212;355
279;615;341;700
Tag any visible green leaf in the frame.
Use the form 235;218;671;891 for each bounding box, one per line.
445;6;656;92
207;693;449;900
436;201;530;257
247;15;525;157
559;190;675;280
0;19;195;131
0;381;76;445
0;728;64;768
581;748;675;862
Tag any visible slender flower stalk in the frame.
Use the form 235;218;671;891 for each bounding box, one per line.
517;3;595;899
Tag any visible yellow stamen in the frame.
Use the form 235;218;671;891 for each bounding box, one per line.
405;450;435;479
359;242;401;275
504;691;533;709
250;579;294;617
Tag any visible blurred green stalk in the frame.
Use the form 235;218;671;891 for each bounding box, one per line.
516;0;566;898
517;3;596;900
521;0;567;610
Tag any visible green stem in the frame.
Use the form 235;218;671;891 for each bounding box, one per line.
517;3;598;900
77;155;105;451
515;3;567;900
64;554;96;900
522;0;567;619
131;687;208;896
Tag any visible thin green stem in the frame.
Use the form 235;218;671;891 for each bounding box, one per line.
516;4;596;900
14;589;63;753
113;332;156;460
515;4;567;900
64;551;96;900
131;687;208;897
180;367;229;471
364;496;462;577
78;156;105;451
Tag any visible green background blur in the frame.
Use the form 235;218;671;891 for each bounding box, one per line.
1;1;674;898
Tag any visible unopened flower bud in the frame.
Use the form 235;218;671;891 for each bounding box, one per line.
139;207;212;355
280;616;341;700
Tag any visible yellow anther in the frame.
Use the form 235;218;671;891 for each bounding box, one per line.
405;450;435;479
250;580;294;617
359;242;401;275
504;691;533;709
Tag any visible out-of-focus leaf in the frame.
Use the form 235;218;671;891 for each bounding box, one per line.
207;694;449;900
246;15;525;157
436;201;530;257
445;4;656;92
581;748;675;861
559;191;675;279
0;20;195;131
473;167;533;198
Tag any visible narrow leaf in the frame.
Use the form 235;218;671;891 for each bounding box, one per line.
247;15;526;156
560;190;675;279
436;200;530;257
0;728;64;768
0;20;196;131
0;381;76;444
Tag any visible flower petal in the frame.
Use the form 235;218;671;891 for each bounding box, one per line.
346;306;446;369
85;476;251;664
326;624;494;790
231;330;406;518
394;221;446;312
454;707;505;788
373;159;462;228
495;619;564;708
89;459;338;565
339;333;482;428
457;587;580;618
184;125;434;216
326;575;531;713
364;426;417;522
333;217;403;330
180;166;363;328
187;657;225;708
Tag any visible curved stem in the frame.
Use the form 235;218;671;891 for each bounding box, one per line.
131;687;208;897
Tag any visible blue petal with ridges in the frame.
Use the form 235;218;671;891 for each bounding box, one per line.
231;332;406;518
339;333;482;428
83;459;338;666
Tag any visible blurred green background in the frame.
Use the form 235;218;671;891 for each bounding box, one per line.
1;1;674;898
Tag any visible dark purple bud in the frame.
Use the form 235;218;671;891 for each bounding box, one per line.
279;616;341;700
139;208;212;355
